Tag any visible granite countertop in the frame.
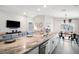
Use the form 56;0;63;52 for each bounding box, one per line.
0;33;55;54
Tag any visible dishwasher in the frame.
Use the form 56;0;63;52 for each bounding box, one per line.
39;41;48;54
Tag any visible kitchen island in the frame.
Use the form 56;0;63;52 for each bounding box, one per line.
0;33;58;54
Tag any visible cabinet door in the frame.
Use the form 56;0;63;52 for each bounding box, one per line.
28;47;39;54
47;37;59;54
50;38;55;53
53;37;59;48
45;38;54;54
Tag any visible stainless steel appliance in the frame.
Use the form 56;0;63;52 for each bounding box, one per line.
39;41;48;54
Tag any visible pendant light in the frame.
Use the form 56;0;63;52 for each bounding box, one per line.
64;13;67;23
64;20;66;23
69;19;72;23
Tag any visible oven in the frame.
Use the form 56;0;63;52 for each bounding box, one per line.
39;41;48;54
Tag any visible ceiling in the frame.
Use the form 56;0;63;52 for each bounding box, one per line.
0;5;79;19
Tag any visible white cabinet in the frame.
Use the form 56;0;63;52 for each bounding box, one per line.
45;39;51;54
49;38;55;53
46;35;59;54
28;47;39;54
45;38;54;54
27;35;59;54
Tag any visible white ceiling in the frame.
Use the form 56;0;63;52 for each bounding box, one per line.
0;5;79;19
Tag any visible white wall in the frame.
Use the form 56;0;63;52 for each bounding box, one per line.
33;15;54;32
1;6;79;34
53;18;63;33
0;11;34;33
52;18;79;34
0;12;12;32
44;16;54;32
0;6;39;33
71;19;79;34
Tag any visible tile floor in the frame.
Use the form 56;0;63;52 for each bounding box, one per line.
52;38;79;54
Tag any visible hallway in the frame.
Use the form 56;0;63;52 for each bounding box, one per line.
52;38;79;54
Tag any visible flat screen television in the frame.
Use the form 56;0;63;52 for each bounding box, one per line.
6;20;20;28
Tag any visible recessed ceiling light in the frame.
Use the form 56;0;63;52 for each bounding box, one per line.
43;5;47;8
37;8;40;11
24;12;26;15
